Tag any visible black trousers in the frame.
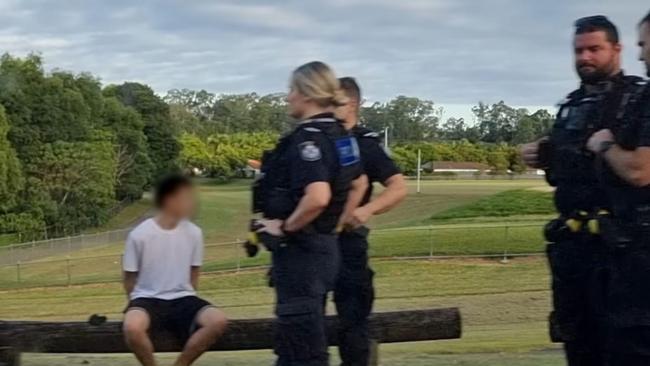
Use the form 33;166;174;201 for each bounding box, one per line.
604;239;650;365
547;239;607;366
334;229;375;366
272;233;339;366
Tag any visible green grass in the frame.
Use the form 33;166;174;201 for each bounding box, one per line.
0;223;548;289
0;180;552;289
85;199;153;233
431;189;555;221
22;350;565;366
2;258;560;365
0;179;560;365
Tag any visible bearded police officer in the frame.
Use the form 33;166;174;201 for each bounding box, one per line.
584;11;650;366
254;61;366;366
520;16;642;366
333;77;407;366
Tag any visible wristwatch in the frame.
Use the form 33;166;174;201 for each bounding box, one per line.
598;140;616;155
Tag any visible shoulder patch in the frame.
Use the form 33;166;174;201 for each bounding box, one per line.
299;141;321;161
335;136;361;167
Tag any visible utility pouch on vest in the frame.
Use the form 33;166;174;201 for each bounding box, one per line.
598;215;633;251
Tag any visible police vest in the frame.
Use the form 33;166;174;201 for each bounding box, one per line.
352;126;381;205
257;117;360;233
547;75;642;215
600;78;650;220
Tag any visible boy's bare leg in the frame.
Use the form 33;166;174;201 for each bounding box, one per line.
174;308;228;366
123;309;157;366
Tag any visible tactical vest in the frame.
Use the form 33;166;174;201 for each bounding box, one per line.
256;117;360;233
547;75;641;216
599;78;650;221
352;126;381;206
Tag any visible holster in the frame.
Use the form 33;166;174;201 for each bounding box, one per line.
544;218;573;243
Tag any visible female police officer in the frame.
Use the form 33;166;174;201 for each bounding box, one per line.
256;61;366;366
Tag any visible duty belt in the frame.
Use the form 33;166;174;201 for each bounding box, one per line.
564;209;611;235
545;209;610;243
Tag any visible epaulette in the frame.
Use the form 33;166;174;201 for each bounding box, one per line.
353;126;379;139
303;127;322;133
557;90;581;106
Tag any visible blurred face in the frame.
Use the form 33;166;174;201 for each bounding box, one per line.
574;31;621;83
639;22;650;77
286;85;310;119
163;185;196;219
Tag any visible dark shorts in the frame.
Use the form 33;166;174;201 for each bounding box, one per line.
125;296;215;341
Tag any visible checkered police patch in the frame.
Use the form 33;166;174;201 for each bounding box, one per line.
300;141;322;161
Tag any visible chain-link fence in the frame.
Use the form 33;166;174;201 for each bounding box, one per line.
0;222;547;289
0;229;132;266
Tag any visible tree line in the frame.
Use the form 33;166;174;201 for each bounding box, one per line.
0;54;553;242
0;54;179;241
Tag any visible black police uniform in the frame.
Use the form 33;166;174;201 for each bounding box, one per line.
334;126;400;366
595;78;650;366
544;72;641;366
257;113;362;366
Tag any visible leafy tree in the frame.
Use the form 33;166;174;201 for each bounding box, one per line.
362;96;441;141
0;105;23;212
106;83;180;180
101;98;153;201
24;136;116;234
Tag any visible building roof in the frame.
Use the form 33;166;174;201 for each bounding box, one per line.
428;161;490;170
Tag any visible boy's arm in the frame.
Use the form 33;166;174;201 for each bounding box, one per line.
191;267;200;290
122;234;139;300
191;228;204;291
123;271;138;299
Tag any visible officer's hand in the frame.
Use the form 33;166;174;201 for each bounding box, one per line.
586;129;615;154
349;206;373;227
520;137;546;168
256;219;285;237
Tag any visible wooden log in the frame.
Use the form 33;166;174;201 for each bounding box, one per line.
0;308;461;353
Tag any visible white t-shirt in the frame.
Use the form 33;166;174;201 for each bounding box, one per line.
123;218;204;300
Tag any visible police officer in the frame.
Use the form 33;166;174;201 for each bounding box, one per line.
585;11;650;366
520;16;641;366
255;61;366;366
333;77;407;366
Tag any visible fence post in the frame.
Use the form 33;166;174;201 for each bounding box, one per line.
16;262;20;283
504;224;510;253
66;258;72;286
428;228;434;258
80;233;85;249
235;240;241;273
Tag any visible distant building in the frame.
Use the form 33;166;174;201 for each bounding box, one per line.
424;161;490;173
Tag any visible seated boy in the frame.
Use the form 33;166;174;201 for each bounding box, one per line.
122;174;228;366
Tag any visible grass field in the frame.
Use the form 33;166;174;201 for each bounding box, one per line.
0;178;566;365
4;258;562;365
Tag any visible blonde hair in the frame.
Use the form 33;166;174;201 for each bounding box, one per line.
291;61;349;107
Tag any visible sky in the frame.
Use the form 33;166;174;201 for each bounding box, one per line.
0;0;647;122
